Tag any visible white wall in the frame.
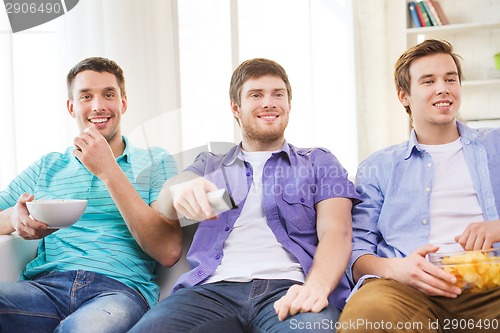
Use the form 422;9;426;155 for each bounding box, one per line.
353;0;410;161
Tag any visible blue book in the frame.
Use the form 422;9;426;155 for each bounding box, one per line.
408;1;422;28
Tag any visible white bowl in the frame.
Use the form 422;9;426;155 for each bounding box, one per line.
26;199;87;229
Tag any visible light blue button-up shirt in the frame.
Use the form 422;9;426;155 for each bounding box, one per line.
348;122;500;288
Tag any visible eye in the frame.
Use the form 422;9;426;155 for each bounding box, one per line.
105;92;115;98
249;93;261;98
80;95;91;100
422;80;433;85
275;92;285;98
446;78;457;83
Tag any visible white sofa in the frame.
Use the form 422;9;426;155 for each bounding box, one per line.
0;224;196;301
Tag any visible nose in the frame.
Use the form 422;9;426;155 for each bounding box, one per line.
261;94;276;108
91;96;106;111
436;80;450;95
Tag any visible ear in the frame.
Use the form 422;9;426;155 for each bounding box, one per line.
231;101;240;119
397;89;410;107
67;99;76;118
121;94;128;115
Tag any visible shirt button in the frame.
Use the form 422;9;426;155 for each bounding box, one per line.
197;271;204;276
215;254;221;260
246;172;251;177
300;197;305;203
224;227;230;231
422;219;428;225
427;163;432;168
425;187;431;192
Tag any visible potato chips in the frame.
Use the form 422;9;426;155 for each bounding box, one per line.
430;248;500;293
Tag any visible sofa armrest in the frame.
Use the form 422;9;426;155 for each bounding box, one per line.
0;226;196;300
0;233;39;282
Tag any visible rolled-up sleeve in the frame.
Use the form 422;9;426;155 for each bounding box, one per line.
347;158;385;284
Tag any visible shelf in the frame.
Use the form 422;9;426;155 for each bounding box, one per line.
407;21;500;37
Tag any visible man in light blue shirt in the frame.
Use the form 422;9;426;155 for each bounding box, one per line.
338;40;500;332
0;57;182;333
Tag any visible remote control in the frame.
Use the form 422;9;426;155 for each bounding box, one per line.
206;188;235;213
179;189;236;227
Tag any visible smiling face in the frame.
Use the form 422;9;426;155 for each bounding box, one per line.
67;70;127;148
232;75;290;151
398;53;461;141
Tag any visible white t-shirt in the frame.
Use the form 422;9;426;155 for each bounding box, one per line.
420;138;484;253
205;150;305;284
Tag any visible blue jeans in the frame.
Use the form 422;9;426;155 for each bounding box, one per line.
0;270;149;333
129;279;340;333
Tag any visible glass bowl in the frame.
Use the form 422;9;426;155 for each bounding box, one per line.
428;248;500;293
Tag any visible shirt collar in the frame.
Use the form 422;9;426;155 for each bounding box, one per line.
222;140;291;166
404;121;476;160
119;136;133;164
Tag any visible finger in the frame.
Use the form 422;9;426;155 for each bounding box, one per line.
273;298;282;313
464;233;478;251
482;238;494;250
310;298;328;313
74;137;88;150
297;294;316;313
193;189;214;218
417;282;460;298
420;266;461;296
25;215;48;230
415;244;439;257
455;227;472;249
289;292;308;316
174;197;199;220
83;127;101;141
472;234;486;251
276;297;291;321
276;286;300;321
422;261;456;284
17;193;33;205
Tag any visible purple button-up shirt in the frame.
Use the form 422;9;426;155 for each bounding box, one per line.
172;141;360;309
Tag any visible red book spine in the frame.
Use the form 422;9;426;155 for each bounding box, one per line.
414;2;427;26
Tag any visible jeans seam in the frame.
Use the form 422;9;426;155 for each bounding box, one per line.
0;309;60;320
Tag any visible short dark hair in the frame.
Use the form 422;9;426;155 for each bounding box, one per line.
66;57;126;99
229;58;292;107
394;39;462;118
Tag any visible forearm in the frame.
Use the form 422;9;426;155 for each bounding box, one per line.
352;254;395;282
0;208;15;235
100;164;182;267
306;227;351;295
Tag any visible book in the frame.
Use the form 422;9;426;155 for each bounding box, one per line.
416;0;434;26
414;2;427;27
408;1;422;28
422;0;439;26
425;0;442;25
429;0;449;25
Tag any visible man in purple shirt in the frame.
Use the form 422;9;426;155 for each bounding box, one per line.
129;58;360;332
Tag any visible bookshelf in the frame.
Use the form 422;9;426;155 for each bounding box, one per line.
404;0;500;125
